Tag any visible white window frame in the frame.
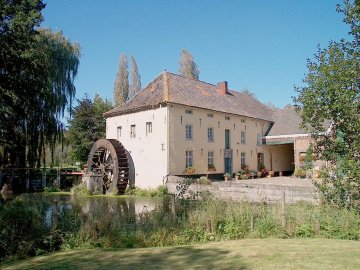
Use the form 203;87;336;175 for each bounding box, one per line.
241;152;246;168
146;122;152;136
117;126;122;140
208;127;214;142
186;150;193;168
130;125;136;138
185;124;193;140
241;131;246;144
208;151;214;169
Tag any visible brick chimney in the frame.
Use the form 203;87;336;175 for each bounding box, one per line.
216;81;228;95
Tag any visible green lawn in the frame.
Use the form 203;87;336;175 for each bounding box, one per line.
2;239;360;270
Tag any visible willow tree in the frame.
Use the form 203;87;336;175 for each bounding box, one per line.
179;49;200;80
0;0;81;167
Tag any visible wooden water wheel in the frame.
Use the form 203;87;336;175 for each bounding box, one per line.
87;139;129;194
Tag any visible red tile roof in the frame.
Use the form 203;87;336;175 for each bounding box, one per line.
104;72;274;122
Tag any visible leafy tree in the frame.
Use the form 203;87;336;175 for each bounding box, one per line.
114;53;129;106
0;0;80;168
178;49;200;80
129;55;141;99
67;94;112;164
294;0;359;210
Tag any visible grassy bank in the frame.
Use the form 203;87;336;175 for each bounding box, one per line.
2;238;360;269
0;195;359;262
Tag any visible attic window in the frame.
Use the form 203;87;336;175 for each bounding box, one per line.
241;119;246;123
225;116;230;120
207;113;214;118
185;109;193;115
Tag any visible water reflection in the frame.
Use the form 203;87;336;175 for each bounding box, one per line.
20;194;163;228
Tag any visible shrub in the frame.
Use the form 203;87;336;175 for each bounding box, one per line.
197;176;212;185
293;168;306;178
0;183;13;201
44;186;61;193
125;186;168;198
71;183;92;196
0;198;62;261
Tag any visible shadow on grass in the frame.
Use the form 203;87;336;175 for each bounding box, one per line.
3;245;249;270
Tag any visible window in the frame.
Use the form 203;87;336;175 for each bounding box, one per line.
208;127;214;142
130;125;136;138
207;113;214;118
208;151;215;170
257;133;262;145
185;109;193;114
241;152;246;168
225;115;230;120
117;126;122;140
241;131;246;144
186;150;193;168
241;119;246;123
146;122;152;136
185;124;193;140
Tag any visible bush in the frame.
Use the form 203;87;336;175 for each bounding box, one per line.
125;186;168;198
293;168;306;178
71;183;92;196
0;183;13;201
197;176;212;185
44;186;61;193
0;198;63;261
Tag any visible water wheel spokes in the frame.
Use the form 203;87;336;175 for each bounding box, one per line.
87;139;129;194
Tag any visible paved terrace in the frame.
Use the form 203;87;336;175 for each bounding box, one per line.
166;176;318;204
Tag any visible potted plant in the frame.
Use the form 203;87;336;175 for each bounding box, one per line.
241;174;249;180
208;164;216;172
250;170;258;179
235;172;241;181
223;173;231;181
183;166;195;175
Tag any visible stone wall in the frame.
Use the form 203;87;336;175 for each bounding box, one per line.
166;176;318;204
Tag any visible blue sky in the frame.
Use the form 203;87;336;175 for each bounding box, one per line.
42;0;349;108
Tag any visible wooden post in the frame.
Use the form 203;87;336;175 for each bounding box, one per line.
170;194;176;219
42;170;46;188
281;190;286;228
250;214;254;232
56;168;61;187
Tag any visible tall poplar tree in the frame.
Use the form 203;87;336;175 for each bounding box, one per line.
114;53;129;106
129;55;141;99
179;49;200;80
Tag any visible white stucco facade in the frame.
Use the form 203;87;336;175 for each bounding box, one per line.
105;102;275;188
106;106;168;188
168;104;272;175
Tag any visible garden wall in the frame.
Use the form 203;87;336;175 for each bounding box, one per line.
166;176;319;204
